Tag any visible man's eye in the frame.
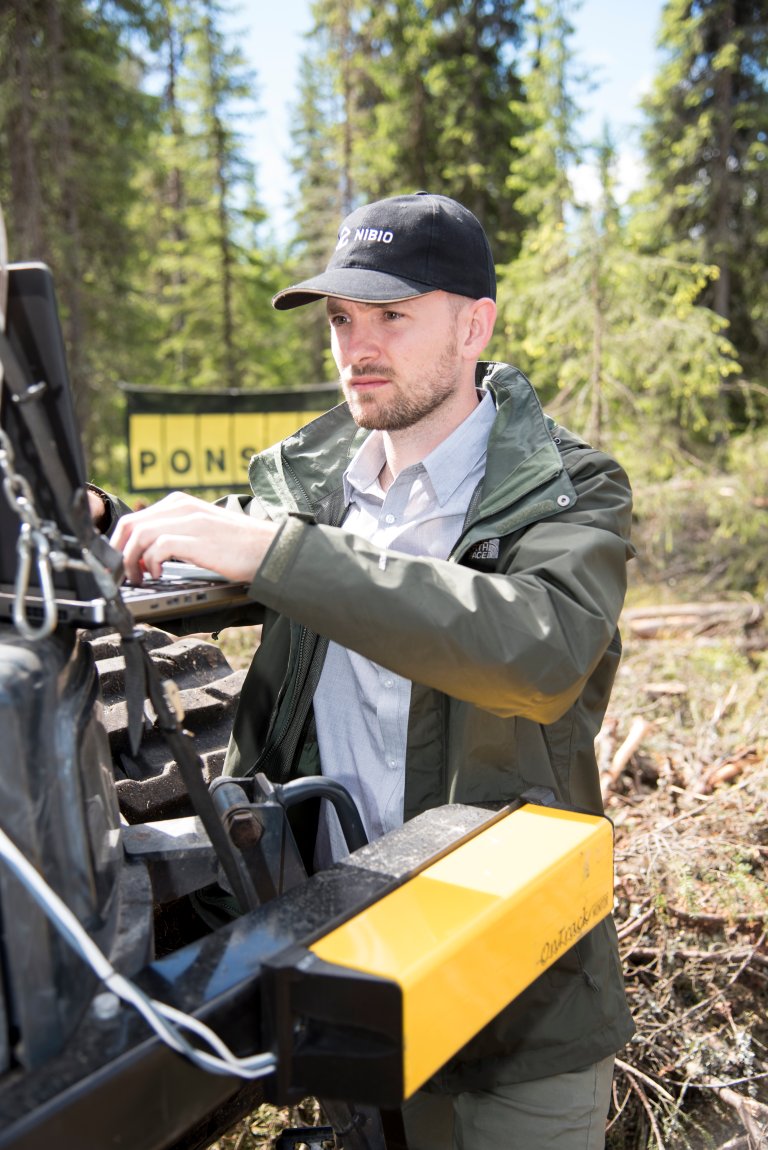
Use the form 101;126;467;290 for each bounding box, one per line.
383;311;402;321
329;314;349;326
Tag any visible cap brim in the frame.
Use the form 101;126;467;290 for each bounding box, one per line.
272;268;435;310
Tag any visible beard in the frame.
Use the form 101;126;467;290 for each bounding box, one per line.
343;341;462;432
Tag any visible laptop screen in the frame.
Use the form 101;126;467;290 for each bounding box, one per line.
0;263;256;630
0;263;97;598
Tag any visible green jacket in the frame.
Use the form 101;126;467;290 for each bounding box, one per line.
218;361;635;1086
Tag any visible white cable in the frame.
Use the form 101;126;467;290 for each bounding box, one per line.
0;824;277;1080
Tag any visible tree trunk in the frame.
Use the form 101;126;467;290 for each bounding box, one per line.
46;0;89;431
5;0;46;261
711;0;734;326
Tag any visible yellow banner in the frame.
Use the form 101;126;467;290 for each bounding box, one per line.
126;403;335;492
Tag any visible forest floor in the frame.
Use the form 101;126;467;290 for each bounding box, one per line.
207;568;768;1150
598;591;767;1149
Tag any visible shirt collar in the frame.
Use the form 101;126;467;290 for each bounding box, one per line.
343;390;494;507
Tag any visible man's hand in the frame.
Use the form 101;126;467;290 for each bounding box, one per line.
110;492;279;584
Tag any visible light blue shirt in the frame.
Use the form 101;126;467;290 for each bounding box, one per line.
312;391;495;867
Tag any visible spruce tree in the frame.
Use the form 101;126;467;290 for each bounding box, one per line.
129;0;296;394
0;0;161;465
289;0;528;271
494;7;739;470
355;0;528;261
637;0;768;422
286;49;349;381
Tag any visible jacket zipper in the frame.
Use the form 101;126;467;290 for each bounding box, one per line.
252;482;345;783
255;627;328;784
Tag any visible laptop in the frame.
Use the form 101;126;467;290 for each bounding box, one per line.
0;263;254;629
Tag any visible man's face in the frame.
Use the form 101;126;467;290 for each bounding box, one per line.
327;291;465;432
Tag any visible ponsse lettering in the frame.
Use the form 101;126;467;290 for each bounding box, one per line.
539;893;611;966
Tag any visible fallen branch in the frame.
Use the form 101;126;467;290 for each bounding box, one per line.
702;1080;768;1149
624;602;761;621
702;747;760;793
601;717;654;797
623;945;768;969
625;1073;669;1149
616;907;656;941
622;601;763;639
614;1059;676;1104
668;906;768;929
644;681;688;698
606;1079;632;1133
596;715;619;775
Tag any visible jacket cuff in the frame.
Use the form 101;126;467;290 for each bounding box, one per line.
254;512;312;586
85;483;115;534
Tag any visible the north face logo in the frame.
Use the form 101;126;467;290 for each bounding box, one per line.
469;539;500;561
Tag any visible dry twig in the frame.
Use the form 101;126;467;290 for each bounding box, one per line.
702;1080;768;1149
602;717;655;797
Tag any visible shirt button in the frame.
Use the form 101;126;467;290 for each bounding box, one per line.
557;494;571;507
383;678;394;688
387;759;397;768
384;513;396;524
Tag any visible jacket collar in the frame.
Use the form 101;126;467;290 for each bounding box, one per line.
248;362;571;524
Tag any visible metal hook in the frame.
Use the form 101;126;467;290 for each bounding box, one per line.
13;522;58;640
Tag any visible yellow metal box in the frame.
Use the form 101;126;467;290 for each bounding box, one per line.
264;801;614;1105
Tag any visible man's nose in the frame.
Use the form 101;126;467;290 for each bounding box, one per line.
343;316;381;363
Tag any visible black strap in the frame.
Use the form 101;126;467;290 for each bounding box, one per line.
380;1110;409;1150
0;330;82;531
0;330;256;914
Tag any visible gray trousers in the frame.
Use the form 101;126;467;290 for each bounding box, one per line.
402;1056;615;1150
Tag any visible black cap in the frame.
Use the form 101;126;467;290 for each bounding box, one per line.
272;192;496;310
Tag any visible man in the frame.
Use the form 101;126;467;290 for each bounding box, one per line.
108;192;635;1149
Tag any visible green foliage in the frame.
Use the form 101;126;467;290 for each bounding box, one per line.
628;436;768;598
636;0;768;421
0;0;162;464
494;0;766;472
506;0;584;227
0;0;316;489
2;0;768;489
496;105;741;459
126;0;296;394
285;21;358;380
499;233;738;447
291;1;528;265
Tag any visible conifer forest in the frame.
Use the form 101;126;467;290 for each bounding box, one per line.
1;3;767;1149
2;1;767;504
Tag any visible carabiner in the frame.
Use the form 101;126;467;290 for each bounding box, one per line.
13;523;58;640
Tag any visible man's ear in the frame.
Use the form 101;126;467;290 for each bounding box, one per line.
461;297;497;360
